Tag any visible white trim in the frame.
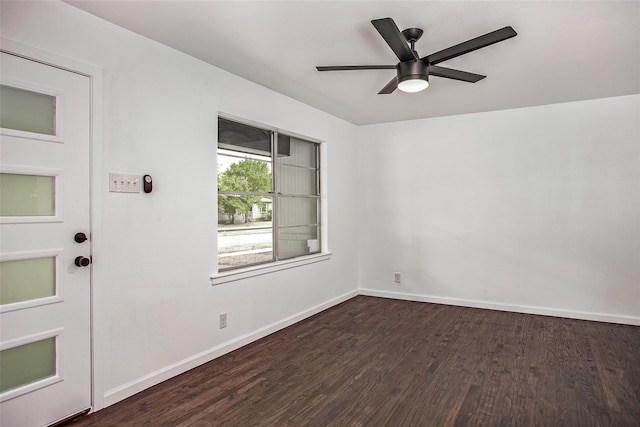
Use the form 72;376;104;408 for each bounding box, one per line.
0;327;63;351
102;289;356;406
0;248;63;262
211;252;332;286
1;37;105;411
0;39;96;78
0;295;62;314
319;141;329;253
90;280;639;408
359;288;640;326
0;127;62;144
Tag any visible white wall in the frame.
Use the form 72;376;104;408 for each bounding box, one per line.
359;95;640;324
3;0;639;415
1;1;359;409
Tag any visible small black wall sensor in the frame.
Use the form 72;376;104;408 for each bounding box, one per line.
143;175;153;193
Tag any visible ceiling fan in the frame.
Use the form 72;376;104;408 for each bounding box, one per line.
316;17;517;94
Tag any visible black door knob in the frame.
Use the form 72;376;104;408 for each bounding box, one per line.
74;232;88;243
74;256;91;267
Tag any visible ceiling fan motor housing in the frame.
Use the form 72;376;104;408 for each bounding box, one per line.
397;60;429;84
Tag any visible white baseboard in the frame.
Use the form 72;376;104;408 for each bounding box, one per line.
101;287;637;408
359;288;640;326
102;289;358;408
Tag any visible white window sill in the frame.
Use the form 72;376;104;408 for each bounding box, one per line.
211;252;332;286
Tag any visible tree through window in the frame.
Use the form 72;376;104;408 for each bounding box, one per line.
217;117;321;270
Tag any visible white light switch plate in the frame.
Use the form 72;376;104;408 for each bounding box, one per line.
109;173;141;193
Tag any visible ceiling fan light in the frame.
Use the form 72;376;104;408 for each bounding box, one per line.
398;78;429;93
397;60;429;93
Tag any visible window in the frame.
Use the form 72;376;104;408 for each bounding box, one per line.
217;117;321;270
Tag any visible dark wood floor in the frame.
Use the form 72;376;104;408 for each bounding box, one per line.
70;296;640;426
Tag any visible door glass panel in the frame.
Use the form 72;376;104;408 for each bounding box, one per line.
0;84;56;135
0;257;56;305
0;337;56;393
0;173;55;216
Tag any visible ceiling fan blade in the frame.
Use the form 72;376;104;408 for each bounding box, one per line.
428;65;486;83
425;26;517;65
316;65;396;71
378;76;398;94
371;18;417;62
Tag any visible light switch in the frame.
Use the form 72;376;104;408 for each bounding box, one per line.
109;173;141;193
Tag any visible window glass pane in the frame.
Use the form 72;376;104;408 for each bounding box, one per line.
216;116;322;269
277;164;318;195
277;137;318;195
0;173;55;216
277;196;318;227
0;257;56;305
0;337;56;393
218;148;272;167
218;193;273;225
217;153;272;194
278;225;319;259
218;194;273;270
0;84;56;135
277;134;291;157
218;117;271;156
278;137;317;168
218;227;273;270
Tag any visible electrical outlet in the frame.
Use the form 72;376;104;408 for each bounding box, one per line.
219;313;227;329
394;272;401;284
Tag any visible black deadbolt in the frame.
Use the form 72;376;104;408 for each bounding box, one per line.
74;256;91;267
74;232;88;243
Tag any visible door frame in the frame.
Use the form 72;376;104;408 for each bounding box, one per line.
1;38;106;413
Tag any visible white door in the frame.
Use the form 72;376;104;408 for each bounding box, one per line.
0;52;92;426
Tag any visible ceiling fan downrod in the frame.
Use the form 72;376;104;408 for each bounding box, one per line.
401;27;424;56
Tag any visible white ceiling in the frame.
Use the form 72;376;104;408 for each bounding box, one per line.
65;1;640;125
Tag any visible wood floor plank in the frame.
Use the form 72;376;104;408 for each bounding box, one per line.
68;296;640;426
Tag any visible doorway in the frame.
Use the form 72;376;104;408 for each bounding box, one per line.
1;50;93;426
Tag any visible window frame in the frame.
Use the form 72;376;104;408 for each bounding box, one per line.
216;115;324;274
